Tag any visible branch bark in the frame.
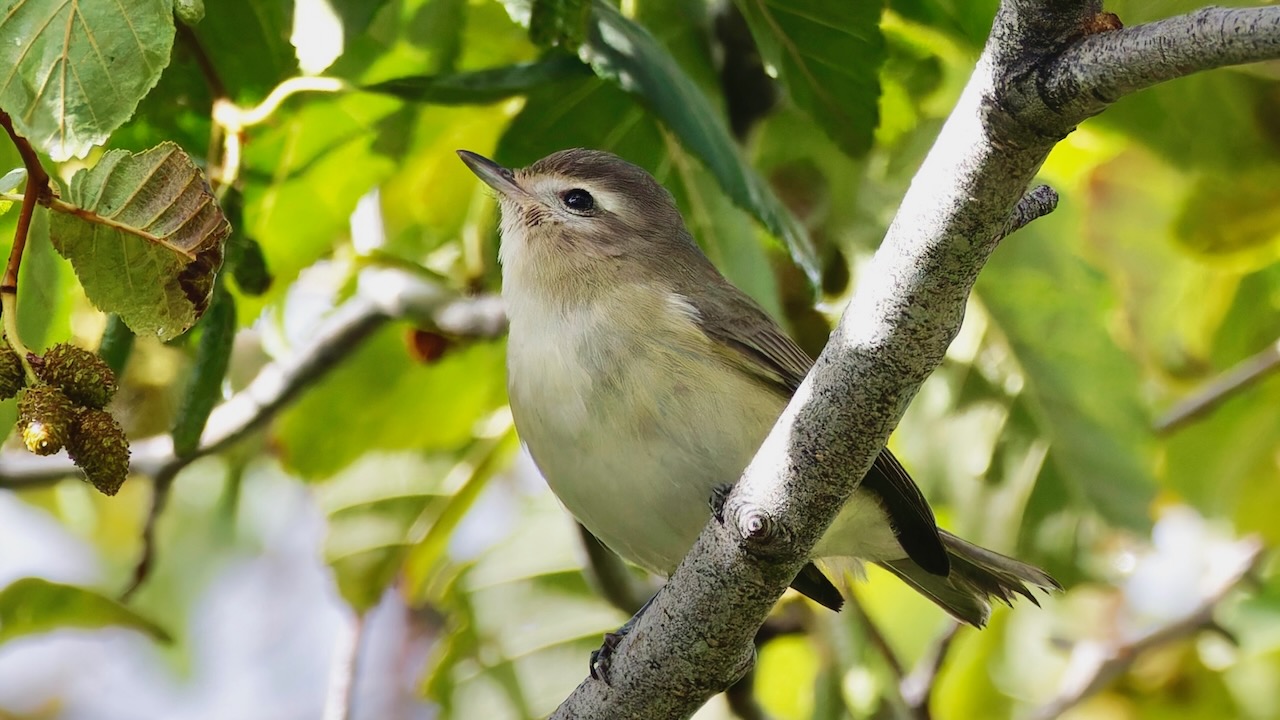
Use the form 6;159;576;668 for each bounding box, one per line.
0;266;506;488
551;3;1280;717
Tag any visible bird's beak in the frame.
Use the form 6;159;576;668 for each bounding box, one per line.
457;150;525;198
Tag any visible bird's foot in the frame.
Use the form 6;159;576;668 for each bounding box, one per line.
589;628;628;682
709;483;734;523
589;592;657;683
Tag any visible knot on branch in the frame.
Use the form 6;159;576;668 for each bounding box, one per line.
726;497;792;557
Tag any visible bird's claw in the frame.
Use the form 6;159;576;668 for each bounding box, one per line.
589;627;628;682
709;483;733;523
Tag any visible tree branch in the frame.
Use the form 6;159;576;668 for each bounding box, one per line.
1029;537;1263;720
1041;6;1280;123
1154;336;1280;434
0;110;53;378
550;2;1280;717
1004;185;1059;239
901;622;961;717
847;596;925;720
0;266;506;488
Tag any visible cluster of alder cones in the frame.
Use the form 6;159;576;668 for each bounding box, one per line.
1;341;129;495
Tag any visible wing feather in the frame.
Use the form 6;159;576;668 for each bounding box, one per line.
682;284;950;576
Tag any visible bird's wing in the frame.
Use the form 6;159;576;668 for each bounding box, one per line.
687;286;950;576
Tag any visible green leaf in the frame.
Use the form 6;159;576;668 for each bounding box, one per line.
1095;71;1280;172
171;287;235;457
106;32;214;155
327;0;394;40
188;0;297;102
976;204;1157;531
328;0;476;83
888;0;998;47
15;207;73;352
530;0;591;48
401;428;520;600
362;55;591;104
48;142;230;341
734;0;886;157
96;314;135;377
1165;378;1280;542
422;491;626;716
0;168;25;194
274;327;507;479
500;0;818;281
0;0;174;161
175;0;205;26
241;93;410;305
319;453;455;611
319;427;516;611
0;577;172;646
1174;169;1280;265
220;189;272;296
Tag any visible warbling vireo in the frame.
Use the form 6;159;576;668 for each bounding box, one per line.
458;147;1058;628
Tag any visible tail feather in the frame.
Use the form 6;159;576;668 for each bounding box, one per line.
877;530;1060;628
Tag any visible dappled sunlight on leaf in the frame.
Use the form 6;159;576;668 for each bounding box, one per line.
49;143;230;341
0;0;174;161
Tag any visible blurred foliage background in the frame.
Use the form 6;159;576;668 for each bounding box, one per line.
1;0;1279;718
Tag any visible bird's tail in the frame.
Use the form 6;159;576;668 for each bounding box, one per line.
876;530;1061;628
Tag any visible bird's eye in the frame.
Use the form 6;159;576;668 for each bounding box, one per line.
561;188;595;214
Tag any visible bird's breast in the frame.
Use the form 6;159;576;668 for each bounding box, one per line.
504;287;782;573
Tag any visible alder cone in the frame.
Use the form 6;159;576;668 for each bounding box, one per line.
0;340;23;400
35;343;118;409
17;384;76;455
67;407;130;496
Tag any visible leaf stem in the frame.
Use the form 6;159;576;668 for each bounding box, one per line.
0;110;53;381
1;293;30;378
208;75;347;194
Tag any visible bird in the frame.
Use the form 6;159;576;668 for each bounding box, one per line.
457;146;1059;630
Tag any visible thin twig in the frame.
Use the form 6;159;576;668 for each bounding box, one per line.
323;611;365;720
175;22;236;198
176;22;227;101
847;595;907;680
1002;185;1059;239
120;464;179;600
1028;537;1264;720
1155;337;1280;433
0;266;507;489
901;622;961;717
0;110;52;379
213;76;347;131
847;595;927;720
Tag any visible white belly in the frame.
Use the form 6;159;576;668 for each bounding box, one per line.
505;288;903;576
506;295;779;573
